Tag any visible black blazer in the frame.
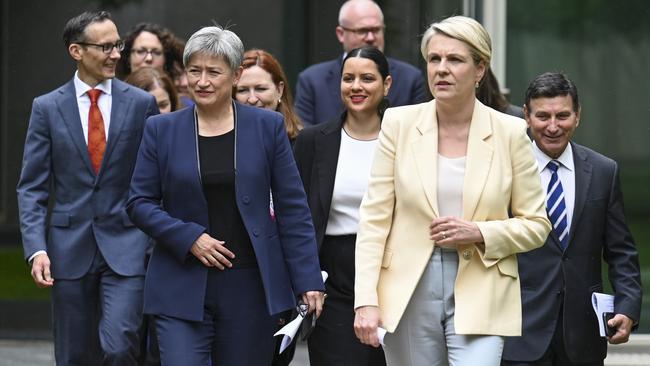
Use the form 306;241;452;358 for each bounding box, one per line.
293;118;345;252
502;142;642;363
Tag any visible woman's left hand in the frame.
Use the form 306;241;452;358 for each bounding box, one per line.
429;216;484;248
301;291;325;318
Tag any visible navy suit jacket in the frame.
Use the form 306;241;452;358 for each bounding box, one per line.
294;56;428;126
127;103;325;321
17;78;158;279
502;142;642;363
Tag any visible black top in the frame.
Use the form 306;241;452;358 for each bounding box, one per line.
198;130;257;268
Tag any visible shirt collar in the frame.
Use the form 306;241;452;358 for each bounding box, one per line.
532;141;574;172
74;71;112;98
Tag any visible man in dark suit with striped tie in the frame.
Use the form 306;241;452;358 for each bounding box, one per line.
501;72;642;366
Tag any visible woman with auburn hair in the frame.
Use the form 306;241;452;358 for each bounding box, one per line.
234;49;303;141
125;67;180;113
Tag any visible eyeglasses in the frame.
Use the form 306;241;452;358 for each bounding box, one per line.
131;48;164;59
77;40;125;54
340;25;385;37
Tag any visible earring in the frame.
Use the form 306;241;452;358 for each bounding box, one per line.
278;98;282;104
475;81;479;89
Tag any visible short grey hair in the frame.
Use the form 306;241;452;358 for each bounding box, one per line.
420;16;491;67
183;26;244;72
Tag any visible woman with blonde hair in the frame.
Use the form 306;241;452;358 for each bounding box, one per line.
353;16;551;365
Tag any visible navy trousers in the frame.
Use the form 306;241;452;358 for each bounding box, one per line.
155;267;277;366
52;250;144;366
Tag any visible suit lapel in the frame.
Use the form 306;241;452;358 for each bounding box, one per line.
102;81;132;176
315;119;343;219
411;102;439;217
567;143;592;246
462;101;494;220
56;80;95;175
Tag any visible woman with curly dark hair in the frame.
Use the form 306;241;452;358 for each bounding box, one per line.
117;23;177;80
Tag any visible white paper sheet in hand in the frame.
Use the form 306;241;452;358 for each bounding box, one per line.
274;271;329;354
591;292;614;337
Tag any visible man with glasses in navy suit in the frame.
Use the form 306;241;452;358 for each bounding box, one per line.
17;11;158;365
294;0;428;126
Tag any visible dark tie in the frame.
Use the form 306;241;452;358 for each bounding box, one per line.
87;89;106;175
546;160;568;248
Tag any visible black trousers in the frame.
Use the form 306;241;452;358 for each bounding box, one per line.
308;234;386;366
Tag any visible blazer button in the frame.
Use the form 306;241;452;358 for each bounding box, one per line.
252;228;259;237
242;196;251;204
462;249;472;260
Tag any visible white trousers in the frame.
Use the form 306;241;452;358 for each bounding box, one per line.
384;248;504;366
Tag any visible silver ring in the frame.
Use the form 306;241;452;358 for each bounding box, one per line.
442;231;446;239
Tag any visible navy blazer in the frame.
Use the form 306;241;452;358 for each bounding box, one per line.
294;56;428;126
17;78;158;278
503;142;642;363
127;103;324;321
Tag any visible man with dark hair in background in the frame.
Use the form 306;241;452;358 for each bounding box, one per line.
17;11;158;365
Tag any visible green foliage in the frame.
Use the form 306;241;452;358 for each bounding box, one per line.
0;247;49;300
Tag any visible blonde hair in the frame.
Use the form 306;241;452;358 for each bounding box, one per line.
420;16;491;67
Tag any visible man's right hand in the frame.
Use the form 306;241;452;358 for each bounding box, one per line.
354;305;381;348
31;253;54;288
190;233;235;270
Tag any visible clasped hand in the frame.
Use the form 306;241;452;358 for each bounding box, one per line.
429;216;483;248
190;233;235;270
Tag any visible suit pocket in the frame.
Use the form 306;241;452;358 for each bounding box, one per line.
121;210;135;227
496;257;518;279
381;249;393;269
49;213;70;227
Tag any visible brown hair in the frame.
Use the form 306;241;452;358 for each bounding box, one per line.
238;49;303;140
125;67;180;112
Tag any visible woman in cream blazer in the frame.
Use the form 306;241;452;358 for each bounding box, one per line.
353;16;551;365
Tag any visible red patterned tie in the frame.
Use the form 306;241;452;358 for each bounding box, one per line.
87;89;106;175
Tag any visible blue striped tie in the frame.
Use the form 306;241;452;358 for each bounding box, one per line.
546;160;569;248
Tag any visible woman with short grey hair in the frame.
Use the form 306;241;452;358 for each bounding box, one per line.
127;25;325;365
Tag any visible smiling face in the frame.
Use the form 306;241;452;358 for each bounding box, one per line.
234;65;284;111
340;56;391;115
130;31;165;72
186;53;241;109
426;33;485;105
526;95;580;159
69;19;121;86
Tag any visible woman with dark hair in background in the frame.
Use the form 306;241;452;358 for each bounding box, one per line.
117;23;177;80
476;68;524;118
293;46;391;366
126;67;180;113
235;49;303;142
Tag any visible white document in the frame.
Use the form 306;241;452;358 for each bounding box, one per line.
377;327;387;346
591;292;614;337
275;271;329;354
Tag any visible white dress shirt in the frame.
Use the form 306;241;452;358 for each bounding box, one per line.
29;73;113;264
73;71;112;142
532;142;575;231
326;129;378;235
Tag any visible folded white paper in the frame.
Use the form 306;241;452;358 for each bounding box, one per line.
591;292;614;337
275;271;329;354
377;327;387;346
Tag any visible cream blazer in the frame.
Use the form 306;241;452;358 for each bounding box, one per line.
354;100;551;336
